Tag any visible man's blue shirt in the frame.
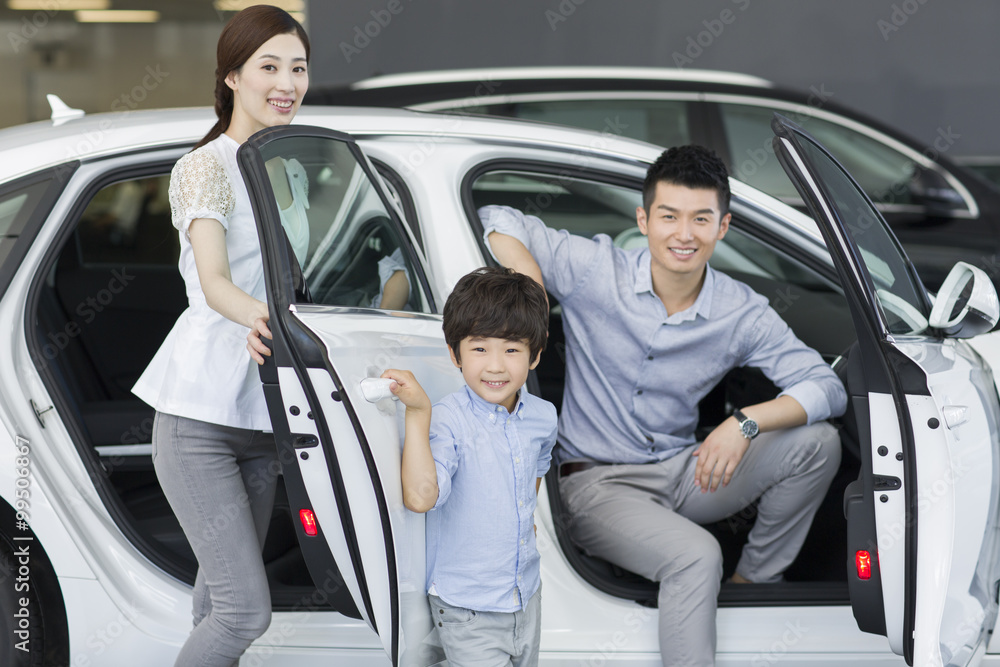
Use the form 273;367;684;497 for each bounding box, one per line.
425;384;558;611
479;205;847;465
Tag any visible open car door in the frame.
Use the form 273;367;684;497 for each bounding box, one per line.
236;125;462;666
771;113;1000;666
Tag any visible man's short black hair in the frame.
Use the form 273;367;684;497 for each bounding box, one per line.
642;145;731;216
443;267;548;364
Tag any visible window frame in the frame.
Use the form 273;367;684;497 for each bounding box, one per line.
0;162;79;295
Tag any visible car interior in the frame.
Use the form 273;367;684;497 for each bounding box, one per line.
29;155;865;619
32;171;339;611
468;168;863;606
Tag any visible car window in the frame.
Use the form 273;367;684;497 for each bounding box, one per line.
1;167;77;295
722;104;922;207
794;134;931;335
256;136;431;313
1;174;61;271
510;99;691;148
471;170;639;239
76;175;177;266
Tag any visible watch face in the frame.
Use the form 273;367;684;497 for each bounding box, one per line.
742;420;759;439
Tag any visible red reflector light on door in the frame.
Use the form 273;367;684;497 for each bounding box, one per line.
299;509;318;536
856;550;872;580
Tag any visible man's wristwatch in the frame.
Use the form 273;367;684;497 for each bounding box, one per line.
733;408;759;441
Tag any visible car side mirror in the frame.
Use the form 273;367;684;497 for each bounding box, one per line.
929;261;1000;338
909;166;965;216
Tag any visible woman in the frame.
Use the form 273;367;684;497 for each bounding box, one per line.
132;6;309;665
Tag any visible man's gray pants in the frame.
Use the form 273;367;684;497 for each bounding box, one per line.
559;422;840;667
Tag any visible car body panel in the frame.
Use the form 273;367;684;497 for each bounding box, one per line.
2;104;1000;664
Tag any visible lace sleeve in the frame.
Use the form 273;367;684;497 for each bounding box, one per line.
168;148;236;237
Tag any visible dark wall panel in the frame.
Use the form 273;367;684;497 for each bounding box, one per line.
307;0;1000;155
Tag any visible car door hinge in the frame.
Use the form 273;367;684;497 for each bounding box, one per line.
30;399;54;428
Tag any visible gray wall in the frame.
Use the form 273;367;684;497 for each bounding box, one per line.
308;0;1000;156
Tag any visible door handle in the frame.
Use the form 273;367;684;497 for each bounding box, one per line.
360;377;399;403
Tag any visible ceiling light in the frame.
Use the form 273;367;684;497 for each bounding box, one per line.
75;9;160;22
8;0;109;9
214;0;304;11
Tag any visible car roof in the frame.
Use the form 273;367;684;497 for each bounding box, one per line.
348;66;774;91
0;104;665;183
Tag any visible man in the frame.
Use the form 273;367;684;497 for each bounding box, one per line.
481;145;847;666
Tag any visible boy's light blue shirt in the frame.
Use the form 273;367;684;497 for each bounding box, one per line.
425;384;558;612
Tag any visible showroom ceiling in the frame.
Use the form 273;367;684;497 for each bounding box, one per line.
0;0;305;23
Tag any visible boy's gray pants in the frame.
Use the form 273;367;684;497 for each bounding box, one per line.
558;422;840;667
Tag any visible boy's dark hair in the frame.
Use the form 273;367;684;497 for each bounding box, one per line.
443;267;548;364
642;145;731;216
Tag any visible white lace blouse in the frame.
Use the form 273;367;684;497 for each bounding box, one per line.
133;133;280;430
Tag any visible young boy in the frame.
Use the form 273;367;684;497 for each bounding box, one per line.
381;266;557;667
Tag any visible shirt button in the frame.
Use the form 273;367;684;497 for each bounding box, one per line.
514;457;520;463
521;539;525;545
636;389;643;395
647;355;653;360
519;501;523;507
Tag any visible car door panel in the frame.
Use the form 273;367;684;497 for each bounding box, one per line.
772;113;1000;666
237;125;449;666
273;365;367;616
868;390;906;653
896;340;1000;665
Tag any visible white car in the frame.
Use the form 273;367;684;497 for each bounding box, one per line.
0;102;998;667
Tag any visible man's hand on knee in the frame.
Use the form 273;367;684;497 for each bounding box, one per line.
693;418;751;492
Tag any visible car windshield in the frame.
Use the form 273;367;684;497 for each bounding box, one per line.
794;135;931;335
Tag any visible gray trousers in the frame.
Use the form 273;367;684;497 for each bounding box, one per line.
429;586;542;667
152;412;279;667
559;422;840;667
